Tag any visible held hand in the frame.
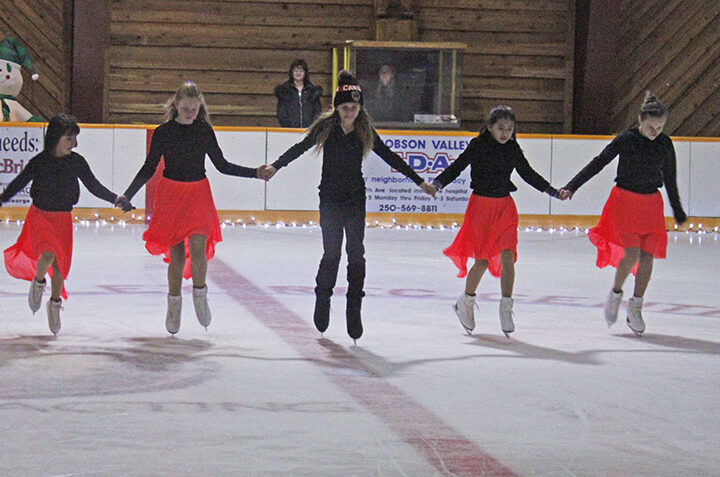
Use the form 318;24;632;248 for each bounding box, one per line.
114;195;135;212
420;181;436;198
557;188;573;201
257;164;277;181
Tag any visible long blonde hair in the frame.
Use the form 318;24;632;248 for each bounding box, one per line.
306;107;375;158
164;81;211;124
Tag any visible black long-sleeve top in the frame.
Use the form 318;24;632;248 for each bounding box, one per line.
272;125;424;204
563;128;684;216
123;119;257;200
0;151;117;211
433;130;557;197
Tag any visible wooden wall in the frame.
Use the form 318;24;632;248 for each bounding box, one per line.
416;0;575;133
0;0;72;120
612;0;720;136
106;0;574;133
106;0;376;126
3;2;719;136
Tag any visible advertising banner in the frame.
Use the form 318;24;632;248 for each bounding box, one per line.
0;125;44;206
365;132;476;213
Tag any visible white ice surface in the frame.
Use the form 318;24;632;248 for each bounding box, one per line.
1;222;719;476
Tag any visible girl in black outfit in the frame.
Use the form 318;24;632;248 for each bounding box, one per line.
274;58;323;128
559;92;686;335
122;81;263;335
263;70;436;342
0;114;131;335
432;105;565;337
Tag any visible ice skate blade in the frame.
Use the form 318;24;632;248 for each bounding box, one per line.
502;330;513;338
626;320;644;336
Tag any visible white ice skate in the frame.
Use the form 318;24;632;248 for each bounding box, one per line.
453;293;476;335
499;297;515;337
46;298;62;336
604;289;623;327
166;294;182;335
193;285;211;330
28;278;46;314
626;296;645;336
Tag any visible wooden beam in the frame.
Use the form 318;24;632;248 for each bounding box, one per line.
71;0;108;122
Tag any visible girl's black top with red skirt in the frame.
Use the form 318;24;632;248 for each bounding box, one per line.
0;151;118;210
432;130;557;197
123;119;257;200
563;127;686;222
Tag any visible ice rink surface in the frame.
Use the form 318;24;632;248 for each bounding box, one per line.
1;221;718;476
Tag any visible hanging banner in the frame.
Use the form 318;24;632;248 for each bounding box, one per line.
0;125;44;206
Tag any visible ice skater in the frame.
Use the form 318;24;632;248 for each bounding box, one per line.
121;81;264;335
432;105;566;336
261;70;436;342
558;92;686;335
0;114;132;335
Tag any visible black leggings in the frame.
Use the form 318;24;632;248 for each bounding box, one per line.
315;201;366;301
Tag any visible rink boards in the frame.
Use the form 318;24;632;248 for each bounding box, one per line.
1;123;719;227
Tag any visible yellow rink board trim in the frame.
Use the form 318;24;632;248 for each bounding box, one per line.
1;208;718;232
6;122;718;141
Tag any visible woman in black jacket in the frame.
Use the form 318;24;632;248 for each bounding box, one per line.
274;58;323;128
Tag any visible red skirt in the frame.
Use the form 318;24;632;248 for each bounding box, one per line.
143;177;222;279
588;186;667;275
443;194;518;278
3;205;72;299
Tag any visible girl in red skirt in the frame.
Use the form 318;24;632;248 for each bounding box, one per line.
121;81;263;335
560;92;686;335
0;114;132;335
432;105;566;336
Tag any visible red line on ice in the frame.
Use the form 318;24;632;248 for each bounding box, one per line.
211;259;515;476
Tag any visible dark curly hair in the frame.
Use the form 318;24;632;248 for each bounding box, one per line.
288;58;311;85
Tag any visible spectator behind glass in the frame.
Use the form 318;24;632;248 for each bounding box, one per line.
274;58;323;128
365;64;410;122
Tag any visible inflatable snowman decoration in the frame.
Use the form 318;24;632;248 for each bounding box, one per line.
0;36;42;122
